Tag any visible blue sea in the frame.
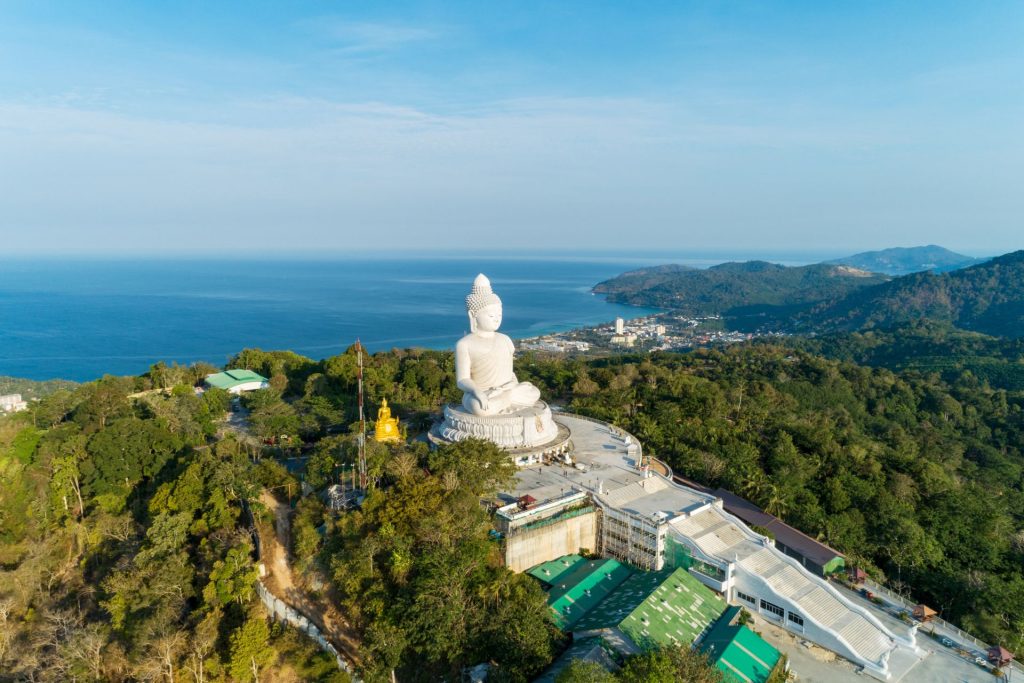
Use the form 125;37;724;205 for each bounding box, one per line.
0;251;834;382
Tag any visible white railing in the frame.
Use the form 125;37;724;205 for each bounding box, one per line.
855;577;1024;677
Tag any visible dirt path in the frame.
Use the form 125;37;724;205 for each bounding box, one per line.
260;490;295;595
257;491;362;665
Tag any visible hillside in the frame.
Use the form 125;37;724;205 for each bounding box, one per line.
0;376;77;401
775;321;1024;390
593;261;888;318
826;245;985;275
4;342;1024;674
801;250;1024;337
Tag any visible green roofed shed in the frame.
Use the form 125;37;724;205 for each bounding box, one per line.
530;556;635;630
204;369;270;394
527;554;588;587
573;567;727;650
700;607;782;683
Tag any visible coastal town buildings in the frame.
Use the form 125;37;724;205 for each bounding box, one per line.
0;393;28;413
518;312;757;355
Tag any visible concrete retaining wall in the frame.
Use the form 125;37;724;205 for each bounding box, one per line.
505;510;598;572
256;581;358;680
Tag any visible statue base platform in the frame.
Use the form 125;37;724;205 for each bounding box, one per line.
429;401;571;464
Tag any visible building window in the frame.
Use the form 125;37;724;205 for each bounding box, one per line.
737;591;756;606
788;611;805;627
760;599;785;620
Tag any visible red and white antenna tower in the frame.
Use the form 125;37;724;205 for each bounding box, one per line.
356;339;367;490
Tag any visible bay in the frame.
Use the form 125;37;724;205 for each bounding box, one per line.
0;256;662;382
0;250;842;382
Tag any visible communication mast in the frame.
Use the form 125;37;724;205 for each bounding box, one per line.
356;339;367;490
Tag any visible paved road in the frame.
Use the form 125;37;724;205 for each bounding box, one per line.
830;580;1019;681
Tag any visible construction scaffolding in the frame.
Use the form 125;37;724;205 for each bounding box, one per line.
597;506;666;572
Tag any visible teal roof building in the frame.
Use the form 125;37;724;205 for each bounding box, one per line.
572;566;727;650
528;555;728;654
203;369;270;394
700;606;783;683
528;555;634;630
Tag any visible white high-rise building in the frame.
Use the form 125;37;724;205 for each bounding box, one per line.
614;317;625;334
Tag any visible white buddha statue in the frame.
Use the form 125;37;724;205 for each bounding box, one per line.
456;274;541;416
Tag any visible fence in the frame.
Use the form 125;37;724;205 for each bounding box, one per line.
244;497;359;681
256;581;359;681
858;577;1023;677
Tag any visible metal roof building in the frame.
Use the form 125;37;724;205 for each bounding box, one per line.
673;475;845;577
528;555;634;630
572;566;727;651
532;637;618;683
203;369;270;394
700;606;782;683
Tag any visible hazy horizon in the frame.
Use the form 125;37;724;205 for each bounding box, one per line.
0;245;1005;262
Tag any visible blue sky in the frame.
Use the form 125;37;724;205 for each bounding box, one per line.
1;1;1021;255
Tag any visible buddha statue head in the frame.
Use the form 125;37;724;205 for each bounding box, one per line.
466;273;502;334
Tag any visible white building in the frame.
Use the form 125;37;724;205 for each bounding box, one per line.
614;317;625;334
203;369;270;395
510;414;921;680
0;394;28;413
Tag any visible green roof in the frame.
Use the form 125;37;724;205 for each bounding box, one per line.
204;369;269;390
700;608;781;683
546;558;634;630
574;567;727;650
527;554;589;586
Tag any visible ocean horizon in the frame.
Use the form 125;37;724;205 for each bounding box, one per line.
0;251;839;382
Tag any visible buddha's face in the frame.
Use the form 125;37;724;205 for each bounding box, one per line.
471;302;502;333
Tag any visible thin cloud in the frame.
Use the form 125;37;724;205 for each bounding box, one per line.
302;18;442;54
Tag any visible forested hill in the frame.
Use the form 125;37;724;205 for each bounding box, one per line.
521;346;1024;654
595;250;1024;337
776;321;1024;391
593;261;888;314
0;376;77;400
825;245;985;276
799;250;1024;337
3;343;1024;675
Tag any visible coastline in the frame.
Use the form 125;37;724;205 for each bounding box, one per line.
0;261;662;383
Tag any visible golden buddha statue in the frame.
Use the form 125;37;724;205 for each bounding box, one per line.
374;398;402;442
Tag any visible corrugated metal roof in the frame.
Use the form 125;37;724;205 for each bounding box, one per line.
533;637;617;683
204;369;269;390
700;608;781;683
673;477;844;569
713;488;843;567
527;554;588;586
573;567;726;649
543;557;634;630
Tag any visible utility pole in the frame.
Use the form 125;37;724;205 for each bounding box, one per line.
357;339;367;491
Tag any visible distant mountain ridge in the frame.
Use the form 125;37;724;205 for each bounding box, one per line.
594;248;1024;338
798;250;1024;337
593;261;888;315
826;245;986;275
